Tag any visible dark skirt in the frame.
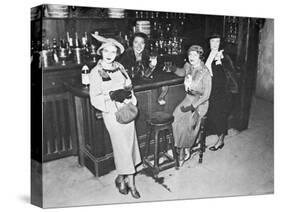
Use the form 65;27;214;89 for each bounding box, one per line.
206;94;230;136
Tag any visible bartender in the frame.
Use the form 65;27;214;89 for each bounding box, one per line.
118;32;157;79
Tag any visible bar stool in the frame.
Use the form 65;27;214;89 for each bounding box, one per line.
189;116;207;163
143;111;179;177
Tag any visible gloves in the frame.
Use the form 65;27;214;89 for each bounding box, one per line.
180;104;195;113
109;89;132;103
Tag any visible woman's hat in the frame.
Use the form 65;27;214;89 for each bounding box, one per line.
187;45;204;56
208;33;222;41
91;33;124;55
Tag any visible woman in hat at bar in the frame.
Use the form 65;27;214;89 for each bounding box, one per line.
204;34;239;151
118;32;157;78
89;34;141;199
172;45;212;166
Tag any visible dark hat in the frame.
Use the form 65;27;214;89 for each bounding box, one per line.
208;33;222;40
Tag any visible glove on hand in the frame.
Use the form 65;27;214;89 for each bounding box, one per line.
109;89;132;103
180;104;195;113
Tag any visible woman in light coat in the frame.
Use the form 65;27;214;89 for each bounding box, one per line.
89;34;141;199
172;45;212;166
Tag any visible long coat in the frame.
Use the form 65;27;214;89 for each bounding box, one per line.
172;62;212;148
204;51;238;135
89;60;141;175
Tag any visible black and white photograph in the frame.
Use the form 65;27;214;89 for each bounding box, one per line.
29;0;274;209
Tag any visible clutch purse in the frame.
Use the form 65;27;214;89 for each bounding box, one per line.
115;102;138;124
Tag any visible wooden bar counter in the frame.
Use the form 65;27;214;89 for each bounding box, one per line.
65;70;185;177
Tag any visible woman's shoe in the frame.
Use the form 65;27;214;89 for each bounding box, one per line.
115;176;128;195
127;185;141;199
209;142;224;151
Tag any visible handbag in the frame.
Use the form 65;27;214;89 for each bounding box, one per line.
115;102;138;124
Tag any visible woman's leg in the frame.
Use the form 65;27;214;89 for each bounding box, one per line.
216;134;225;147
209;134;225;151
126;174;140;199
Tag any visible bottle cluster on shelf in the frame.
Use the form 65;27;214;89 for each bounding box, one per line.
146;21;185;56
40;31;99;68
132;10;188;20
224;16;239;44
34;25;185;69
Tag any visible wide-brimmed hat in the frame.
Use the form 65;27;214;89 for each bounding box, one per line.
91;33;124;55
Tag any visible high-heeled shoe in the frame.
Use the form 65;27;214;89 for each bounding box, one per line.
115;176;128;195
209;142;224;151
127;185;141;199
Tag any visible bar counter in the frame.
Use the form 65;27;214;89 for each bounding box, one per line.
65;70;186;177
65;70;184;96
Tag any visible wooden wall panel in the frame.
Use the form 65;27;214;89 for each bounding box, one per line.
42;93;77;161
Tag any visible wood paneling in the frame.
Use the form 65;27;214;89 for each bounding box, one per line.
42;92;77;161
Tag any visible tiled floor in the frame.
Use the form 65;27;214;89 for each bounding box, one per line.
42;97;274;208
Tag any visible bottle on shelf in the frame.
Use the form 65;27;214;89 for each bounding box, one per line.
155;12;159;19
82;32;89;51
151;21;158;39
171;37;178;55
139;11;144;19
74;32;81;48
59;39;67;66
74;32;82;64
52;38;59;64
81;65;90;87
145;11;149;19
67;32;73;48
124;34;130;49
154;40;159;55
158;32;166;56
41;39;51;68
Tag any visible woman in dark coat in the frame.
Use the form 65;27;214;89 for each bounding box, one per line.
205;34;238;151
118;32;157;78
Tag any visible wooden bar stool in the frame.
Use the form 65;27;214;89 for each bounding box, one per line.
143;111;179;177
